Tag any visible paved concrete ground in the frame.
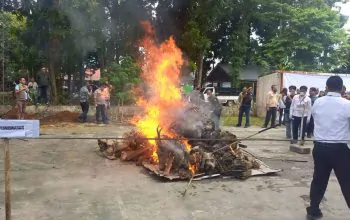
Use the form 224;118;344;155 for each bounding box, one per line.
0;124;348;220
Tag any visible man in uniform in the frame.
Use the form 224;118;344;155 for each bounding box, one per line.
307;76;350;219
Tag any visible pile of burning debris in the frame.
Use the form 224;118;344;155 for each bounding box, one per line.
97;118;278;181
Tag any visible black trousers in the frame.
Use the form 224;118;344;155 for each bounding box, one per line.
309;142;350;210
292;116;307;140
264;107;277;127
307;116;314;136
237;105;251;126
38;85;48;104
279;108;285;125
79;102;89;122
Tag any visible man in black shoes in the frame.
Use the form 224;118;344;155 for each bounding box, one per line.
307;76;350;219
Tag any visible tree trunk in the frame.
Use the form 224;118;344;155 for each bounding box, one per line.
79;59;84;88
67;66;72;94
196;51;204;88
98;47;105;72
48;35;59;105
48;0;60;105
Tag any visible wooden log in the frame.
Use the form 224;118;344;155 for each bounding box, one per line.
163;154;175;176
120;147;150;161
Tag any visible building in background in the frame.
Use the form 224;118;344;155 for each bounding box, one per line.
205;64;260;94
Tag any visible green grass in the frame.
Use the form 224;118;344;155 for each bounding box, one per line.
221;116;265;127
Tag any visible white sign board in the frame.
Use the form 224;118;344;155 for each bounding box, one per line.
0;120;40;138
283;72;350;92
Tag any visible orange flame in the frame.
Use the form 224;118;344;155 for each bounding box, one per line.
132;21;189;165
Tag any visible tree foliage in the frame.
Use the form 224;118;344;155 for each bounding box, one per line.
1;0;350;104
102;56;141;104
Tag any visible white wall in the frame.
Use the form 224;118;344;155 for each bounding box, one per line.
283;72;350;92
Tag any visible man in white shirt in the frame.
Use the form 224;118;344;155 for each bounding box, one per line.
289;85;312;145
306;76;350;219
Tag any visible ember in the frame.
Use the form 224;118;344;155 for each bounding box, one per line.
97;22;280;181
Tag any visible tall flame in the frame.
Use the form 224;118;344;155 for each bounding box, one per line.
133;21;187;163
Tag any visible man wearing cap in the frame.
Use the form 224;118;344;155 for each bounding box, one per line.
306;76;350;219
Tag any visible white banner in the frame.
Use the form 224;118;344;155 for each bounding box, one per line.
0;120;40;138
282;72;350;92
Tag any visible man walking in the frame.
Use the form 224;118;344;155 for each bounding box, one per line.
289;85;312;145
307;76;350;219
263;85;279;128
15;77;28;119
306;87;318;138
79;81;92;123
236;87;252;128
284;85;296;139
206;90;222;131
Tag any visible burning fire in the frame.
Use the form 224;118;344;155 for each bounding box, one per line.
132;21;191;167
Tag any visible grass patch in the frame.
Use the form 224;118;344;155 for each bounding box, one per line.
221;116;265;127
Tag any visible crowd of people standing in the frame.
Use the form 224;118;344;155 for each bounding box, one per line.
13;66;113;123
261;84;332;144
14;67;50;119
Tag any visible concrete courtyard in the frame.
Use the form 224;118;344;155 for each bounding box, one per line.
0;124;348;220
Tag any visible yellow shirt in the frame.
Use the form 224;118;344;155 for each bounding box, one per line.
266;91;278;108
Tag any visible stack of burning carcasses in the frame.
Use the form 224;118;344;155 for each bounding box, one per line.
97;105;262;180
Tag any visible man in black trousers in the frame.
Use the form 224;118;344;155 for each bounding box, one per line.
262;85;279;128
307;75;350;219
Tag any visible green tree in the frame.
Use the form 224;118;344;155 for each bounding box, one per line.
0;11;29;86
102;56;141;104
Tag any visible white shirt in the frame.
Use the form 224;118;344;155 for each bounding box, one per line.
312;92;350;144
289;94;312;120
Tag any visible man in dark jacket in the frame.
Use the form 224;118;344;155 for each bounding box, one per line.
36;67;50;105
236;87;253;128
